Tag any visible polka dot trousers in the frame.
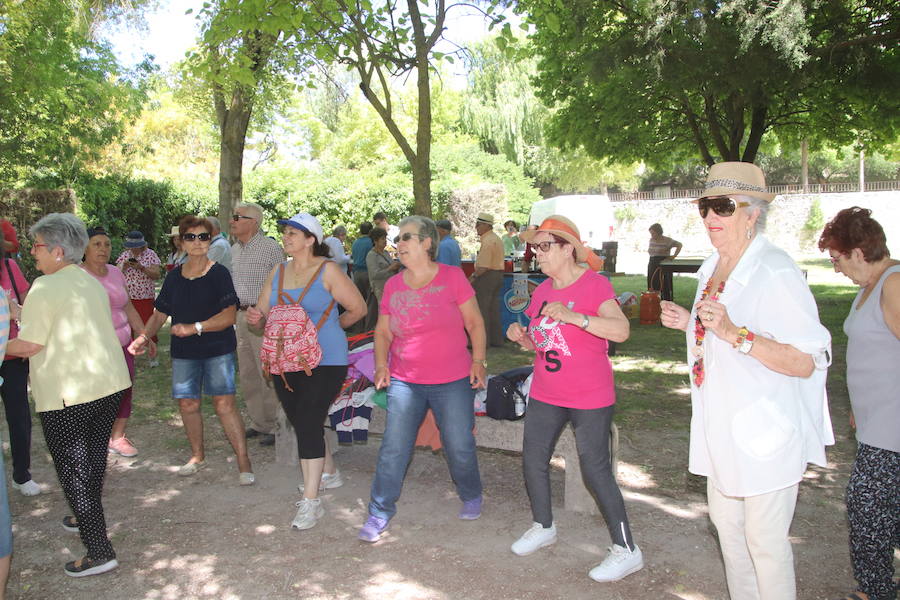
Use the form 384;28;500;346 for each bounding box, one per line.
39;391;122;561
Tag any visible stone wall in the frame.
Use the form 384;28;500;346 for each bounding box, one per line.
611;191;900;274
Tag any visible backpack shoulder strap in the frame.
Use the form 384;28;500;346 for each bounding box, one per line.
275;262;293;305
295;260;329;305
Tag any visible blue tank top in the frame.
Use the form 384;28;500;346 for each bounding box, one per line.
269;262;348;366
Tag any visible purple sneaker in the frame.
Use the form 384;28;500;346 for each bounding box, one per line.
458;495;483;520
358;515;389;542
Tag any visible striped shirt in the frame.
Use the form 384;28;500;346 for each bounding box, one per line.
231;232;284;306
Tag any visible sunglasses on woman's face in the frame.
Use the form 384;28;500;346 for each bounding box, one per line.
698;197;750;219
181;232;211;242
398;232;423;242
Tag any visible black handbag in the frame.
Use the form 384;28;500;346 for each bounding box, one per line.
485;366;533;421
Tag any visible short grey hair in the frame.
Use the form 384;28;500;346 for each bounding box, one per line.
738;194;769;232
399;215;439;261
332;225;347;237
206;215;222;233
30;213;89;263
235;202;264;223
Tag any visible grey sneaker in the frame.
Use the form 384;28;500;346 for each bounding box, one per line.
291;498;324;530
588;544;644;582
297;469;344;493
511;522;557;556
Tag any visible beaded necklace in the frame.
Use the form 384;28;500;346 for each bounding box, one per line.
691;278;725;387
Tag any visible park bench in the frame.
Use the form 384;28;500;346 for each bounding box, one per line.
275;406;618;516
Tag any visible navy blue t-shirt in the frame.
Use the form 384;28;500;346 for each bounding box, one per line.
155;263;239;359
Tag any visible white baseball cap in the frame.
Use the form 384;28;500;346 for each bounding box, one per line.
276;212;324;243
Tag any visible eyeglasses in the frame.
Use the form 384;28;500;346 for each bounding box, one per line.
181;232;211;242
528;241;566;253
31;243;48;251
698;197;750;219
232;214;254;222
828;254;844;266
399;232;423;242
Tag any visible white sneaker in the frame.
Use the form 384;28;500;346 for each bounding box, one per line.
297;469;344;493
12;480;41;496
588;544;644;582
511;522;557;556
291;498;324;530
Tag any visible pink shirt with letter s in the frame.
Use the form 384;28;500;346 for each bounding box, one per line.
381;263;475;384
526;270;617;409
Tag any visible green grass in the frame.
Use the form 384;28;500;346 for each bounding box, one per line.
130;263;858;435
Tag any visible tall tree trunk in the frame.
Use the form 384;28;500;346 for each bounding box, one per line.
801;139;809;192
741;105;767;164
859;149;865;192
412;50;432;217
215;89;252;236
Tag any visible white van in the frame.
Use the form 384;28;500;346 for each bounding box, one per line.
528;194;615;247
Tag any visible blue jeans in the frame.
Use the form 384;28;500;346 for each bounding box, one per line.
369;376;482;520
171;352;236;398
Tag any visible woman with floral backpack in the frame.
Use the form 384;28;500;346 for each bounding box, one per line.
247;212;365;531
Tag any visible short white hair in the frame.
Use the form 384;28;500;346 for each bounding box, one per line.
235;202;264;223
738;194;768;233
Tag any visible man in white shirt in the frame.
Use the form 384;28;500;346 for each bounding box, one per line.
373;212;400;249
324;226;351;272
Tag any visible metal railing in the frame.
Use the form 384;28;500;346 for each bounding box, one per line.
608;181;900;202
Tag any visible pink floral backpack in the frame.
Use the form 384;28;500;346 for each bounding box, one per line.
260;261;335;391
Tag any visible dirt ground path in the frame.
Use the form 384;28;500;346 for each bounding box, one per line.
4;403;864;600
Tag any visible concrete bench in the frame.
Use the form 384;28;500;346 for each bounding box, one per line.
275;405;618;515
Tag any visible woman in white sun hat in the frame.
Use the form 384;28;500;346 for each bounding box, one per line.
660;162;833;600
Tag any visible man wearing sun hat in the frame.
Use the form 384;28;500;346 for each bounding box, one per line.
471;212;505;347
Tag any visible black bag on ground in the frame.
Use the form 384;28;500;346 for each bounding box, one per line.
485;366;533;421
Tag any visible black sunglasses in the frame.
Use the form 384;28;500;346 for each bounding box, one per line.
399;232;423;242
181;232;211;242
232;214;254;222
698;197;750;219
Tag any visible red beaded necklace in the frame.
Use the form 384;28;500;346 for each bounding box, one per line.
691;278;725;387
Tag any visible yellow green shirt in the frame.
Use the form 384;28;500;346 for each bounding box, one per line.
17;265;131;412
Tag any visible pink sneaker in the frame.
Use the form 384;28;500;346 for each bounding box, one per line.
108;437;138;457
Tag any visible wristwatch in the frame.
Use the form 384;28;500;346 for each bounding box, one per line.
580;314;590;330
474;359;487;368
194;321;203;336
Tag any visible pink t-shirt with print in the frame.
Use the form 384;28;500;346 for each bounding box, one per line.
83;265;132;347
525;270;617;409
380;263;475;384
115;249;160;300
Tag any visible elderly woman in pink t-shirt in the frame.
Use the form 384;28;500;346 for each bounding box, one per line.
82;227;154;458
506;215;643;584
358;215;487;543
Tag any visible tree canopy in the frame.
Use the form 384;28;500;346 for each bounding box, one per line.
0;0;150;182
516;0;899;167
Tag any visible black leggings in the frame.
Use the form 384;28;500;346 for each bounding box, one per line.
0;358;32;484
522;398;635;550
40;392;122;561
273;366;348;459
